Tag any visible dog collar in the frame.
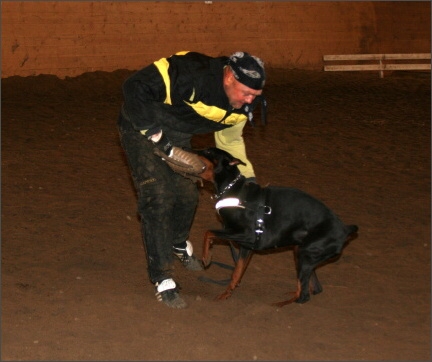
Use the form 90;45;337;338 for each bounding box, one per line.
213;174;243;200
215;197;245;214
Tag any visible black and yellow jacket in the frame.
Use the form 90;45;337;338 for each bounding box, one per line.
122;51;259;178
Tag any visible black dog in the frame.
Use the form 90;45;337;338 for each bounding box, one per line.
197;147;358;306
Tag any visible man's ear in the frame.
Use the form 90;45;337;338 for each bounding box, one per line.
224;66;235;86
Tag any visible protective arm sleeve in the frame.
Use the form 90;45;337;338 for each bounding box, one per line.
214;121;255;179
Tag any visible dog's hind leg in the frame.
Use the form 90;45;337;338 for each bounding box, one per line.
309;270;323;295
272;267;314;307
272;247;320;307
272;278;303;307
271;270;321;307
216;247;253;300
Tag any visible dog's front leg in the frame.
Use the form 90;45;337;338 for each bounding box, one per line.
202;230;216;268
216;247;253;300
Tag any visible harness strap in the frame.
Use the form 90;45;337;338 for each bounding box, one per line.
254;188;271;246
198;242;238;286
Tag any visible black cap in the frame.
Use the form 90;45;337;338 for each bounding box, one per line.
228;51;266;90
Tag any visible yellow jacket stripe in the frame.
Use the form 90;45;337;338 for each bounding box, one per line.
214;122;255;178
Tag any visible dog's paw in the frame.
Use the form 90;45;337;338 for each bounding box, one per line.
296;294;311;304
215;290;232;301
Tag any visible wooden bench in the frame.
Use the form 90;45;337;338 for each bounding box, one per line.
323;53;431;78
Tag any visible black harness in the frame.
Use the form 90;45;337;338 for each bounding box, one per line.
199;176;272;286
214;176;272;247
254;188;272;245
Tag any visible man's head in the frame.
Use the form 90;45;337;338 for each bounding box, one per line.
223;52;265;109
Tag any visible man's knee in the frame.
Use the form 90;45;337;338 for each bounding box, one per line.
137;180;176;215
176;176;199;205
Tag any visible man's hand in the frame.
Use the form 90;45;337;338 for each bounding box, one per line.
149;130;173;155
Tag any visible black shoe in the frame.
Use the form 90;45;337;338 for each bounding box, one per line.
155;278;187;309
173;241;203;271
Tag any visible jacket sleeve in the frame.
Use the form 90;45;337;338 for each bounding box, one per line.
122;64;169;136
214;122;256;178
122;60;229;137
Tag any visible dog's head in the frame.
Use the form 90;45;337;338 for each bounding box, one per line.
197;147;246;186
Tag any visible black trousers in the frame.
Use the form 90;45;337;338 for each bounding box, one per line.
117;114;199;283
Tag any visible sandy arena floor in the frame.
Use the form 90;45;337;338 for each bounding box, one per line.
1;69;430;360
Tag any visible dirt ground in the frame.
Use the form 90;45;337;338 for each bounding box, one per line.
1;68;430;361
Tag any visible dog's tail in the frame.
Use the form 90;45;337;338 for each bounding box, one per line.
345;224;359;238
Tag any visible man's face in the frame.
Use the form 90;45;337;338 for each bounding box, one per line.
223;68;263;109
